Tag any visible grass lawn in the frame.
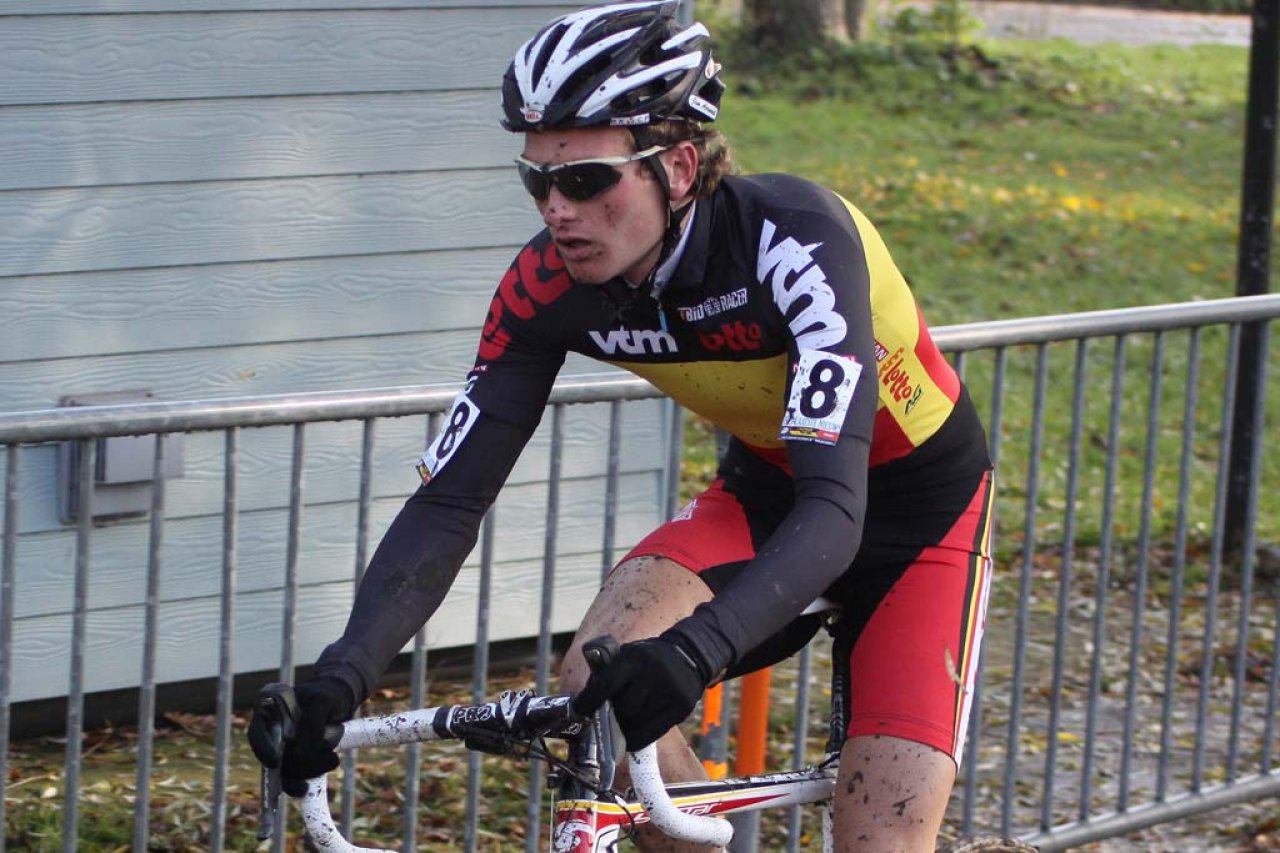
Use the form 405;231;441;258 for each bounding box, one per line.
718;39;1253;321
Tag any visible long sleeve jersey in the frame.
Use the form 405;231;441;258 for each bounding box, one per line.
314;173;991;702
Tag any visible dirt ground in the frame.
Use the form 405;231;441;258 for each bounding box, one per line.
961;576;1278;852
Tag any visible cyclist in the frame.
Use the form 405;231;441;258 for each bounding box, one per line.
250;2;994;851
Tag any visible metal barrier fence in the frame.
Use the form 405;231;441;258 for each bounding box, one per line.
0;295;1277;851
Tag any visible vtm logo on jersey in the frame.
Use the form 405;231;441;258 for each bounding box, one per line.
698;321;762;352
588;328;678;356
757;219;847;349
480;241;573;361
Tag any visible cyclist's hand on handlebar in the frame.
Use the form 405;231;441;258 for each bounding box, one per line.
571;637;706;751
248;676;356;796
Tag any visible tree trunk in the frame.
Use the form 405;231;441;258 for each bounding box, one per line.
820;0;850;41
742;0;847;50
845;0;877;41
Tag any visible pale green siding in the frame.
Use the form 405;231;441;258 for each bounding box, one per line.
0;1;670;703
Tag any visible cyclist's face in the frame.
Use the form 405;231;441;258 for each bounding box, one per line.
521;127;668;286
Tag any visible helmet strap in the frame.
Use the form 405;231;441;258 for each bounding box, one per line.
629;126;673;199
628;128;694;292
642;197;695;295
643;150;672;198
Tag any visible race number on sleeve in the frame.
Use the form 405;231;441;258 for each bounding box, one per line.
779;349;863;445
417;391;481;484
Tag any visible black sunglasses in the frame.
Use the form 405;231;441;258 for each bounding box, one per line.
514;146;668;202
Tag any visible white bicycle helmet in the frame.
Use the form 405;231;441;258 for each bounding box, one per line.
502;1;724;132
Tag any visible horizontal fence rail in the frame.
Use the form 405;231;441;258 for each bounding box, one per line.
0;373;662;443
0;294;1277;852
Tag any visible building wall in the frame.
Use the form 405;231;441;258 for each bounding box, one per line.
0;1;673;702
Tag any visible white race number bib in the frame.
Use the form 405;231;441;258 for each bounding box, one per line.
779;349;862;445
417;391;481;484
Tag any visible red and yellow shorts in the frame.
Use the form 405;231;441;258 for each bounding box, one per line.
623;466;995;766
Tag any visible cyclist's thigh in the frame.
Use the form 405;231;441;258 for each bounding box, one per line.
638;476;823;677
831;470;995;764
616;475;762;589
562;554;715;692
562;475;792;691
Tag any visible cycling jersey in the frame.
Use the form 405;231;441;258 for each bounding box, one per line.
315;173;991;703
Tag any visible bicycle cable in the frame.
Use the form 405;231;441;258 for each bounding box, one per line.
521;735;641;839
461;726;642;840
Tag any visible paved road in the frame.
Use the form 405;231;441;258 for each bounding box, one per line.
965;0;1251;46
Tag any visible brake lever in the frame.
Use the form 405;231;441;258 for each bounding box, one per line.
582;635;620;672
258;731;283;841
256;682;301;841
581;636;624;789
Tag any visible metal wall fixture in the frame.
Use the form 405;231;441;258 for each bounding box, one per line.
56;390;184;524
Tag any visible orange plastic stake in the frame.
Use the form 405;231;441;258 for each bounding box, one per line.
699;683;728;779
734;667;771;776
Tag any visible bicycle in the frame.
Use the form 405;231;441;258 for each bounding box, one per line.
254;638;1038;852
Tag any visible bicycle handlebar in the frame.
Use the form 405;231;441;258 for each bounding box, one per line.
261;651;732;850
299;776;383;853
293;742;733;852
627;744;735;847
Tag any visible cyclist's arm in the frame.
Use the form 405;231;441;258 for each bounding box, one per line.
667;186;880;678
312;412;535;704
669;436;871;679
313;234;571;705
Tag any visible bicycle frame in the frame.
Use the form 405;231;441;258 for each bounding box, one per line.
549;768;837;852
269;688;838;852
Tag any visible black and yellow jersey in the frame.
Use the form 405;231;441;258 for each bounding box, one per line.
462;173;983;477
316;174;991;700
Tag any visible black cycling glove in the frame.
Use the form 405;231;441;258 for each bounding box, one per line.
571;636;707;751
247;676;357;797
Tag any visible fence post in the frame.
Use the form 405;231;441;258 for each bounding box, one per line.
1226;0;1279;552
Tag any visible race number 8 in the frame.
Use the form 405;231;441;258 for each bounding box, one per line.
780;348;862;446
436;400;473;460
799;358;845;419
418;391;482;484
